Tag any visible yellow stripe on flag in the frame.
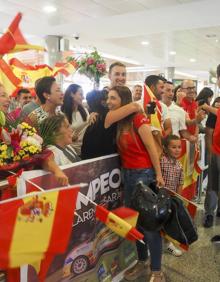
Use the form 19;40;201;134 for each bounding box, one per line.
106;212;132;238
9;191;59;267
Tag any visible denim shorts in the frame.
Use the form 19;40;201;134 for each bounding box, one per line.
121;168;156;207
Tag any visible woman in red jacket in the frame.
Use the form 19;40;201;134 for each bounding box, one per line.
105;86;165;282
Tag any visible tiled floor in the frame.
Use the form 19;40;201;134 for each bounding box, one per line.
122;201;220;282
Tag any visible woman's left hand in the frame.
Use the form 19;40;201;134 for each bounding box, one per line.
54;170;69;186
89;112;99;125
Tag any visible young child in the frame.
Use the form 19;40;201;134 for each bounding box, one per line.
160;134;184;257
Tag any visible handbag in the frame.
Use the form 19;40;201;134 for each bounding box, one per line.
131;181;171;231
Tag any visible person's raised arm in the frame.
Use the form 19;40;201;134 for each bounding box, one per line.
104;102;142;128
202;103;218;115
42;154;69;186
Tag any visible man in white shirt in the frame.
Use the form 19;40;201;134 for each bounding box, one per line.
162;81;197;143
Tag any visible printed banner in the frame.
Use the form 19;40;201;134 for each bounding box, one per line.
18;154;137;282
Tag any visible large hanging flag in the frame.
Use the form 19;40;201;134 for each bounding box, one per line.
0;185;80;281
96;205;144;242
143;84;162;131
9;58;76;88
0;12;44;56
9;58;52;88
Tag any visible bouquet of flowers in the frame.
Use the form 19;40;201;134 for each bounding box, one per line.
75;49;107;87
0;112;50;172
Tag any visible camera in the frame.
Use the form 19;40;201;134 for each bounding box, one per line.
73;33;80;40
145;101;156;115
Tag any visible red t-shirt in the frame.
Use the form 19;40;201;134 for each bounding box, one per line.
212;108;220;155
117;113;153;169
181;97;198;135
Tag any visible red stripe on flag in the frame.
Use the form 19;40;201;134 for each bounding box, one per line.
181;182;196;201
0;59;21;87
96;205;109;223
0;199;24;268
38;187;79;281
126;227;144;241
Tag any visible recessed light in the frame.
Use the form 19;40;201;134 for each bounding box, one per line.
43;5;57;13
216;39;219;43
141;41;149;45
169;51;176;55
190;58;196;62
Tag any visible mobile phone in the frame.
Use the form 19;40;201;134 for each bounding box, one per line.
145;101;156;114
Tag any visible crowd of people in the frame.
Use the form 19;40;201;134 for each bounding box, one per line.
0;61;220;282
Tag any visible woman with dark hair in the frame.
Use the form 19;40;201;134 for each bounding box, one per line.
105;86;165;282
81;88;142;160
81;89;116;159
61;84;89;155
196;87;214;105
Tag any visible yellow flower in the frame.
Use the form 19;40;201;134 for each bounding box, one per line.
0;144;7;151
18;150;25;156
29;146;37;154
13;155;21;161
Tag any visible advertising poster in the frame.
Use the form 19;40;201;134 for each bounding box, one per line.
18;154;137;282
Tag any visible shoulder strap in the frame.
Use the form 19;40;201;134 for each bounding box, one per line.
54;145;81;163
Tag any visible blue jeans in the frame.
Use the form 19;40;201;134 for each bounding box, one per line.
121;168;162;271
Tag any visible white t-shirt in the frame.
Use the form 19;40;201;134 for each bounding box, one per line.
48;145;78;166
167;102;187;137
71;108;89;155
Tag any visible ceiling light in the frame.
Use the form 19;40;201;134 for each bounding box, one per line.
141;41;149;45
190;58;196;62
169;51;176;55
43;5;57;13
206;34;217;38
216;39;219;43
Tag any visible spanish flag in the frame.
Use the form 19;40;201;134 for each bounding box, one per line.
178;139;202;200
0;13;44;56
96;205;144;242
0;58;21;95
8;58;77;88
9;58;52;88
0;185;80;281
52;60;77;77
143;84;162;131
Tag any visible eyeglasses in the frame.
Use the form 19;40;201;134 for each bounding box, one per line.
181;86;196;91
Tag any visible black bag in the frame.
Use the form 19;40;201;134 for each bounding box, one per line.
131;182;171;231
163;196;198;245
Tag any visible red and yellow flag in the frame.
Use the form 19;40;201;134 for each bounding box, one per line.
178;139;202;200
143;84;162;131
96;205;143;242
0;185;79;280
0;13;44;56
8;58;77;88
0;58;21;95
